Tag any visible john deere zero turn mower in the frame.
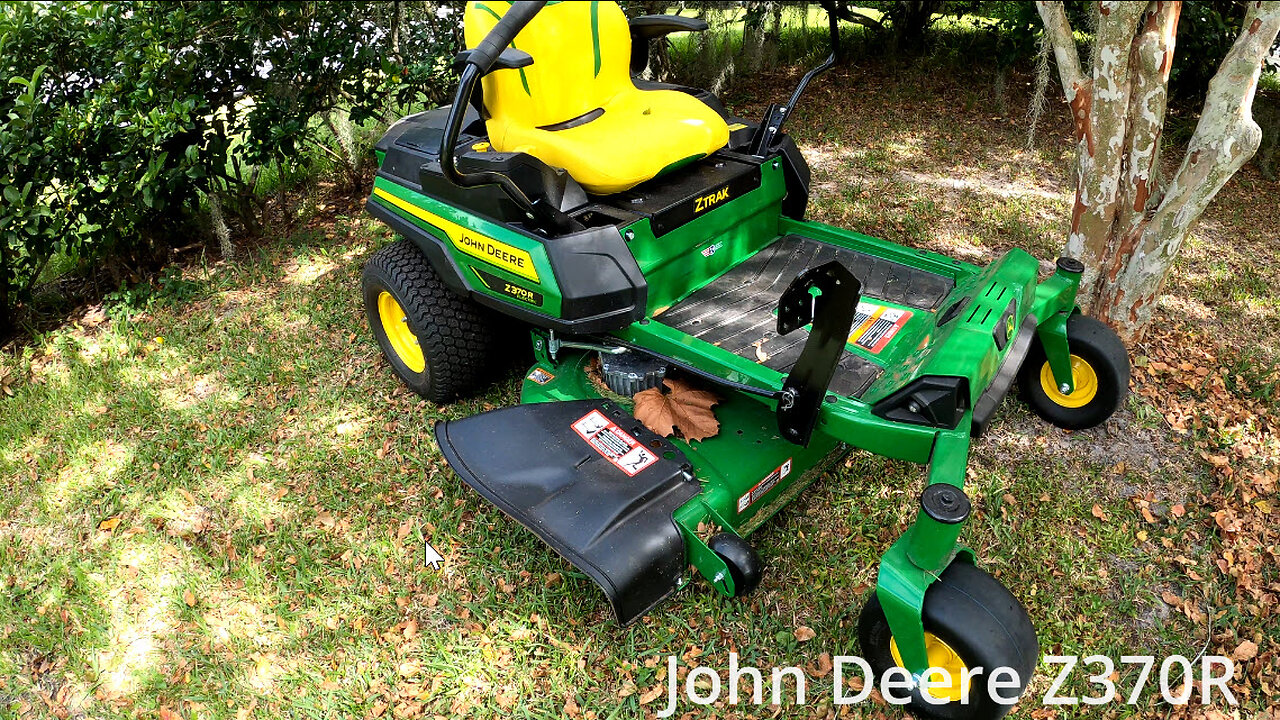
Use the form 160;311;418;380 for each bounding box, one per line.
360;2;1129;716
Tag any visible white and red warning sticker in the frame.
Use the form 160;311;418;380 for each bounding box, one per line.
571;409;658;477
737;458;792;513
847;301;913;354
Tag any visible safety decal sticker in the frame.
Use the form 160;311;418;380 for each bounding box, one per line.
526;367;555;385
571;409;658;477
737;458;792;513
847;301;913;354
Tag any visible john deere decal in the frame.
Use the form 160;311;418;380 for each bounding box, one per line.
372;187;540;282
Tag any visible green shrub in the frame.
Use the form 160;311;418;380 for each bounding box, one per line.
0;1;461;336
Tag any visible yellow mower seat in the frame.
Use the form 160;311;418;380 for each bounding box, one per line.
464;1;729;195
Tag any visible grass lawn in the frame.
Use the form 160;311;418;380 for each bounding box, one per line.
2;56;1278;720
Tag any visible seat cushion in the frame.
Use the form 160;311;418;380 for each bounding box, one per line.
489;88;729;195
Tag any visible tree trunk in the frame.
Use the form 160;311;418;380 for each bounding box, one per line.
741;2;772;74
890;0;943;53
1036;1;1280;341
208;182;235;261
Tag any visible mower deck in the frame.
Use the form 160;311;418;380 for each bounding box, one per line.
435;399;700;624
659;234;954;398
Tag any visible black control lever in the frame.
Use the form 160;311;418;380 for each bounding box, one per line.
775;261;861;446
439;2;554;226
749;1;841;155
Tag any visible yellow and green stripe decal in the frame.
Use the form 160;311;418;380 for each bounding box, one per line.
590;1;601;77
371;186;541;283
473;2;530;95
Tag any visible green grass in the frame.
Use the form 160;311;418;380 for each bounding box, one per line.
3;59;1276;720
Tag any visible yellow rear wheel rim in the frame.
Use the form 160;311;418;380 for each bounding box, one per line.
377;291;425;373
1039;354;1098;408
889;632;969;703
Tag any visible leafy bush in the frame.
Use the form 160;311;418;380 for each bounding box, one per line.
0;1;461;336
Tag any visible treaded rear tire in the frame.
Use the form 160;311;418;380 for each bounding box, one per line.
362;239;506;403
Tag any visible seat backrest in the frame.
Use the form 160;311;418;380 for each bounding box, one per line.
464;1;633;129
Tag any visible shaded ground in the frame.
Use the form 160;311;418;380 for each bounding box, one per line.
1;60;1277;720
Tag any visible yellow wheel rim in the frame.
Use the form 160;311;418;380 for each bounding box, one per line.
377;291;425;373
1039;354;1098;408
890;632;969;703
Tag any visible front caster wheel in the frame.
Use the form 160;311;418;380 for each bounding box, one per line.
709;533;763;597
1018;313;1129;430
858;562;1038;719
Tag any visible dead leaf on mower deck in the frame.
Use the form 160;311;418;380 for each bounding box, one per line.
633;377;720;442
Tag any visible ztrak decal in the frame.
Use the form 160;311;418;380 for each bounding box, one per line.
571;409;658;477
371;187;540;282
737;458;792;513
847;301;913;354
472;267;544;307
694;186;731;213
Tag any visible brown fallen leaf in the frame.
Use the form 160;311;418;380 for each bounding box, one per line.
97;517;121;532
182;589;197;607
794;625;816;642
1232;640;1258;662
633;377;720;442
639;683;665;705
1090;504;1109;522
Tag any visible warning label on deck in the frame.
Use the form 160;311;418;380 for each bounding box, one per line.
737;458;792;513
526;367;555;385
571;409;658;477
847;301;913;354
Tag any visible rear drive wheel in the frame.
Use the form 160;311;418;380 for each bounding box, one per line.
1018;313;1129;430
858;562;1039;719
362;239;505;403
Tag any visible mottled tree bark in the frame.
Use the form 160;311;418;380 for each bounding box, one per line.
1036;1;1280;340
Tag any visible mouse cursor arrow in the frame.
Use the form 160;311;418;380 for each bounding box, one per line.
423;540;444;571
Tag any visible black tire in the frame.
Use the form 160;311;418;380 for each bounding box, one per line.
1017;313;1129;430
709;533;763;598
362;239;506;403
858;562;1039;720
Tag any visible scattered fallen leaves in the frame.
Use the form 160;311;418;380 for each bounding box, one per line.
633;377;720;441
794;625;816;642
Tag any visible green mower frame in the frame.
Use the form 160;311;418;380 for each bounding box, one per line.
360;2;1130;716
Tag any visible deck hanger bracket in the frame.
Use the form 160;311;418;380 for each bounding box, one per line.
776;261;862;446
